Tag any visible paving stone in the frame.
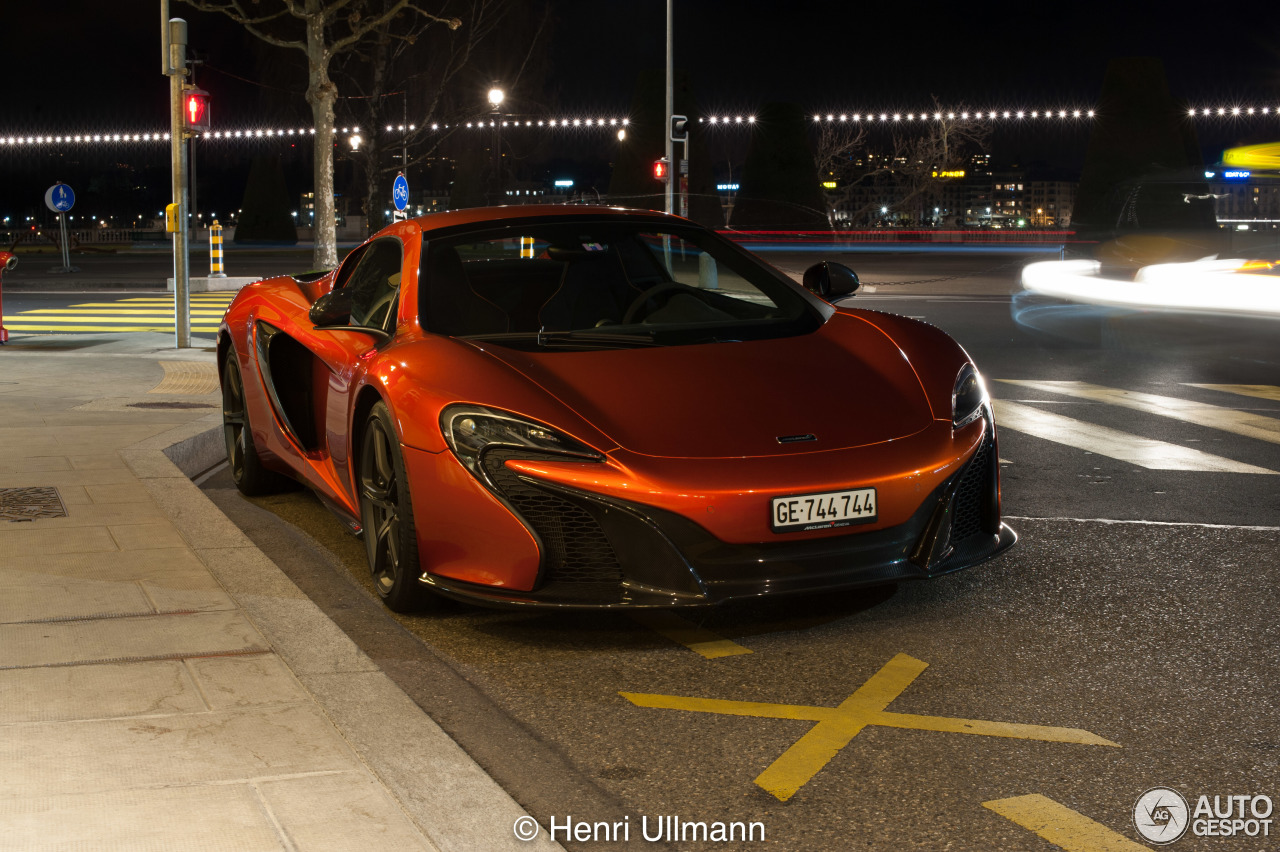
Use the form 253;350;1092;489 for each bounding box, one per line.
16;500;168;528
0;610;268;669
108;522;188;550
0;525;118;557
258;772;438;852
0;784;288;850
0;705;362;798
0;660;204;723
186;655;311;710
0;579;155;625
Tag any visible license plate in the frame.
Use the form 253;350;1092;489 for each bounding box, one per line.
771;488;877;533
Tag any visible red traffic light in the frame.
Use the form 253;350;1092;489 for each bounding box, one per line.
653;158;669;181
183;89;211;131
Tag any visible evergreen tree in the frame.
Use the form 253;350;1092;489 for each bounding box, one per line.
732;103;828;229
234;155;298;244
1074;57;1214;234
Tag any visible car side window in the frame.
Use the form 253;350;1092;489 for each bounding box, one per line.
342;239;403;331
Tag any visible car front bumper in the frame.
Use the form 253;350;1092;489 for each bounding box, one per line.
417;421;1015;609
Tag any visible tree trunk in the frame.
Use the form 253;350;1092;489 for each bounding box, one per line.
305;12;339;269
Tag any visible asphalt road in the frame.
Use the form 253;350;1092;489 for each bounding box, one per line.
191;254;1280;852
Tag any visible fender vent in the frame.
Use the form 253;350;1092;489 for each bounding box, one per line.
481;449;622;584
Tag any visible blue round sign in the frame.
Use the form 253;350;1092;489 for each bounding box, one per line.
44;183;75;213
392;173;409;212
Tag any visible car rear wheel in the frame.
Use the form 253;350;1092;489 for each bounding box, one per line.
360;401;430;612
222;354;293;496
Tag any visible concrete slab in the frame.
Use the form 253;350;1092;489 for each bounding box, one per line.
0;661;206;723
0;705;362;795
258;773;439;852
107;522;189;550
0;578;155;624
304;671;563;852
15;500;169;528
0;785;288;851
0;525;118;557
0;610;268;669
186;654;311;710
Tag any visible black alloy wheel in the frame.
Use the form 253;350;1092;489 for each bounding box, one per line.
221;353;291;496
359;401;429;612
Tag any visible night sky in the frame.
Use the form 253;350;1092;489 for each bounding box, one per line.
4;1;1280;220
8;3;1280;126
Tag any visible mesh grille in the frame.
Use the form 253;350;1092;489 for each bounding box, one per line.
481;448;622;583
949;432;993;542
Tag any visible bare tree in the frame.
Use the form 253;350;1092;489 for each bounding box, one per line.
180;0;462;269
813;101;991;228
335;0;547;235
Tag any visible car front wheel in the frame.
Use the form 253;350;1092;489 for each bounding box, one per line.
359;401;430;612
222;353;293;496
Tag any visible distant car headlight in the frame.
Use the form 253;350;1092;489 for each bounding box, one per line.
441;405;601;478
952;364;989;429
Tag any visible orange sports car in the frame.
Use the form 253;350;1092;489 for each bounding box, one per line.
218;205;1015;611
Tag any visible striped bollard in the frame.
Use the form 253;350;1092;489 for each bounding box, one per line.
209;220;227;278
520;236;534;258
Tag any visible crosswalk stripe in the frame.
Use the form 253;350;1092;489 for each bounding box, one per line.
5;315;224;323
1185;383;1280;403
999;380;1280;446
992;400;1276;474
3;292;234;334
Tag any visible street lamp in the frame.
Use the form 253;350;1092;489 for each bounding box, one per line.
488;86;505;204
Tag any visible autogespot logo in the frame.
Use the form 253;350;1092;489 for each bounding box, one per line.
1135;787;1190;844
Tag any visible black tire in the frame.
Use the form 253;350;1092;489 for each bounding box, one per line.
221;354;294;496
359;401;430;612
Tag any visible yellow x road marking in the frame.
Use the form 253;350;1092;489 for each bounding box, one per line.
621;654;1119;801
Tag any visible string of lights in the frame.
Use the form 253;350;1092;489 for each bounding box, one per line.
6;104;1280;147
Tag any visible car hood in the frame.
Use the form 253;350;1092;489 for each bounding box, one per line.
471;314;935;459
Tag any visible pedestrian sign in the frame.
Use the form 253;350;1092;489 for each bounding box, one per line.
44;184;75;213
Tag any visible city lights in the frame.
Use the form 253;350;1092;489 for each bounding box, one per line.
4;101;1277;152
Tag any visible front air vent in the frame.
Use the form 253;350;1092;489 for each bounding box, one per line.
480;448;622;584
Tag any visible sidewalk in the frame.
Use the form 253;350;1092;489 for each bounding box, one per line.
0;332;561;851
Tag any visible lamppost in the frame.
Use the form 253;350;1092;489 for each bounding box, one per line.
488;86;504;205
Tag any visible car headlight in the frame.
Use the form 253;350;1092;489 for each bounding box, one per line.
441;405;601;477
952;364;988;429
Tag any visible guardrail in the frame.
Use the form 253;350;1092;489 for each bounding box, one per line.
721;229;1080;245
3;228;167;248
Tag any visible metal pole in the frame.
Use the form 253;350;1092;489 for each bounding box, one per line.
168;18;191;349
665;0;673;215
58;212;71;271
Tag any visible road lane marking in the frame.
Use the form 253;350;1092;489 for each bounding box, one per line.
984;794;1153;851
622;653;1118;802
1005;515;1280;531
629;611;752;660
998;380;1280;445
992;400;1275;474
1186;383;1280;403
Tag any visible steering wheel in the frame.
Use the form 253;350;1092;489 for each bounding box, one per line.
622;282;691;324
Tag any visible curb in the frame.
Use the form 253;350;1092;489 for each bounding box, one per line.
127;418;564;852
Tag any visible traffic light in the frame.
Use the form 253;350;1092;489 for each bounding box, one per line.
183;88;211;131
653;158;669;182
670;115;688;142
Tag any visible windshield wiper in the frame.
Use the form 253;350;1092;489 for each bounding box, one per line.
461;329;659;349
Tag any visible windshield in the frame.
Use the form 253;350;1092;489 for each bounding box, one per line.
418;219;822;350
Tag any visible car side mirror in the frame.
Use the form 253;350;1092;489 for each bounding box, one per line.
309;288;391;341
802;261;860;299
309;289;354;327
